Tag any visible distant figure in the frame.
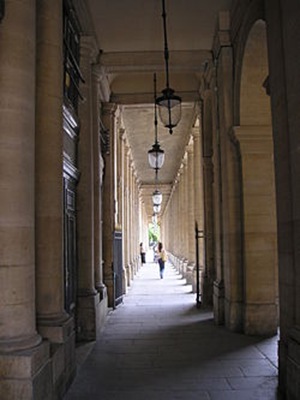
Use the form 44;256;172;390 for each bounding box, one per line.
157;242;167;279
140;242;146;264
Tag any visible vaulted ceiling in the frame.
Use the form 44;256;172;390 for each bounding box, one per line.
83;0;232;219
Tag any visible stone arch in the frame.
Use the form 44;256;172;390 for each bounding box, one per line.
233;0;265;126
234;19;278;335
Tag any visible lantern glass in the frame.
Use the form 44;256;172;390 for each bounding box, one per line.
148;145;165;170
152;190;162;206
156;88;181;133
153;204;161;214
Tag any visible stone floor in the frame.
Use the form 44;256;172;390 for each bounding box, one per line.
64;260;281;400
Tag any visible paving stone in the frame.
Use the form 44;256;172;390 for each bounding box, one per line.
64;262;279;400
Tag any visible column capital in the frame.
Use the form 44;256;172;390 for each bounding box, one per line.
92;64;111;102
119;127;127;141
186;136;194;153
92;63;105;81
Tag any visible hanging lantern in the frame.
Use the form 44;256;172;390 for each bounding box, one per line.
153;204;161;214
152;189;163;206
156;0;182;134
148;141;165;170
156;88;181;134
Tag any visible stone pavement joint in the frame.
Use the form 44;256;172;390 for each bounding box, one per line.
64;261;281;400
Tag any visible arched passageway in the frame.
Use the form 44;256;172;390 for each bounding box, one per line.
233;19;278;336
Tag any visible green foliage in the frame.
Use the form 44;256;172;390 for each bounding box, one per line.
148;223;160;245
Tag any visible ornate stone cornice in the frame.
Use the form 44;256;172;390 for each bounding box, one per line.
100;50;211;74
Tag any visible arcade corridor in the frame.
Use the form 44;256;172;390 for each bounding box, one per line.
1;1;300;399
64;260;279;400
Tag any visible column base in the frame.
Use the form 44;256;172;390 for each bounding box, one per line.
201;273;213;307
285;327;300;400
278;337;287;398
122;267;128;295
51;330;76;398
0;341;52;400
213;279;225;325
104;272;115;308
37;313;74;343
96;283;107;301
225;298;243;332
181;259;188;279
186;262;195;286
244;303;278;336
126;264;132;286
77;291;108;341
37;314;76;398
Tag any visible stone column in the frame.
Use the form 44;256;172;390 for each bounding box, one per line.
133;173;138;273
182;158;189;276
102;103;118;307
192;124;206;298
169;189;176;255
35;0;72;341
0;0;50;397
172;178;178;258
129;162;134;277
124;147;131;284
120;132;128;293
178;166;184;259
92;69;107;329
77;36;100;340
187;140;195;263
116;129;124;229
186;140;196;286
92;67;107;305
202;91;215;306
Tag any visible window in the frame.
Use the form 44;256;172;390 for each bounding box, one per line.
63;0;84;112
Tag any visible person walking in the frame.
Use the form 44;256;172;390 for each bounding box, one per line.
157;242;167;279
140;242;146;264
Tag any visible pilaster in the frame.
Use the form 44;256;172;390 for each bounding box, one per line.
92;65;107;301
234;125;278;336
201;90;215;306
192;123;205;285
186;139;196;286
35;0;72;339
187;140;195;263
